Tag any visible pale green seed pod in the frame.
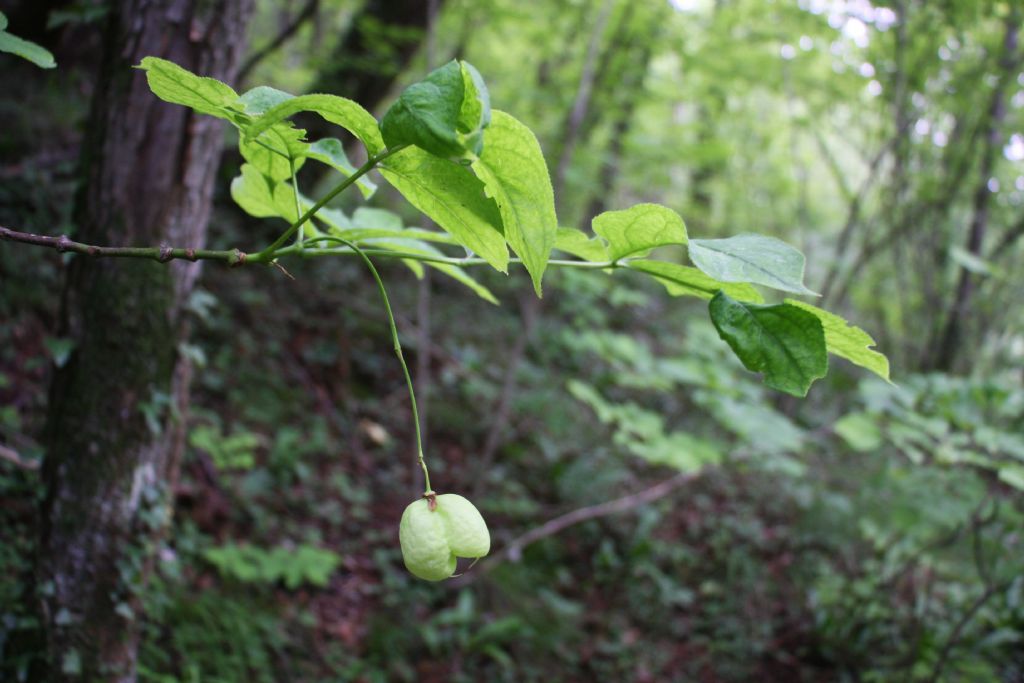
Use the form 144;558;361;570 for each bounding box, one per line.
399;492;490;581
436;493;490;558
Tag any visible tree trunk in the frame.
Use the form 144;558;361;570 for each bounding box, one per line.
931;14;1019;371
35;0;252;680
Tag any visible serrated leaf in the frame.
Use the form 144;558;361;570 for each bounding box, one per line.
379;146;508;272
239;122;306;181
709;292;827;396
244;93;384;156
554;227;609;262
0;28;56;69
381;60;490;159
471;110;557;296
592;204;687;261
627;260;763;302
785;299;890;381
137;56;238;118
689;234;817;295
304;138;377;198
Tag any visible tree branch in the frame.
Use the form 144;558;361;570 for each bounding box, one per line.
0;225;250;265
236;0;319;84
493;469;700;566
0;443;39;470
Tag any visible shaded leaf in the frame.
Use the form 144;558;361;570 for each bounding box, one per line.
0;24;56;68
708;292;827;396
689;234;817;295
381;60;490;159
834;412;884;452
305;138;377;198
237;86;294;115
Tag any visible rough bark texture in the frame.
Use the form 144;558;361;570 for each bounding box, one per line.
931;15;1019;371
35;0;252;680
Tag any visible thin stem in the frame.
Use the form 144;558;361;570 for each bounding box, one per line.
308;234;432;493
0;226;249;265
277;240;618;270
288;157;304;248
1;224;620;271
254;146;405;260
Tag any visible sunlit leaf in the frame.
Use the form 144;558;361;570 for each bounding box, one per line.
628;260;763;302
786;299;890;381
137;56;238;119
244;93;384;156
380;146;509;273
471;110;557;295
554;227;609;262
592;204;687;261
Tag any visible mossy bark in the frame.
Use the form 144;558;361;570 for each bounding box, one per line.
35;1;252;681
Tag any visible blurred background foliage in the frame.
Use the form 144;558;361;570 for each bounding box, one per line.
2;0;1023;680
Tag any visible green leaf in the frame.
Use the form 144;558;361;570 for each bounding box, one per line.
304;138;377;198
627;260;764;302
998;465;1024;492
239;122;307;181
785;299;891;381
592;204;687;261
341;206;457;245
0;26;56;69
237;86;294;115
554;227;609;262
470;110;557;296
458;62;491;149
244;93;384;156
230;165;296;221
708;292;827;396
137;56;238;119
379;146;508;272
834;412;883;452
689;234;818;295
380;60;490;159
359;236;498;305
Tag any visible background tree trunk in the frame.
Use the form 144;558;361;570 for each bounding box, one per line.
35;0;252;680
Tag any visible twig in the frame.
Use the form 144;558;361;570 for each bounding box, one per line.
492;469;700;566
0;443;39;470
236;0;319;83
0;225;250;265
927;579;1012;683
